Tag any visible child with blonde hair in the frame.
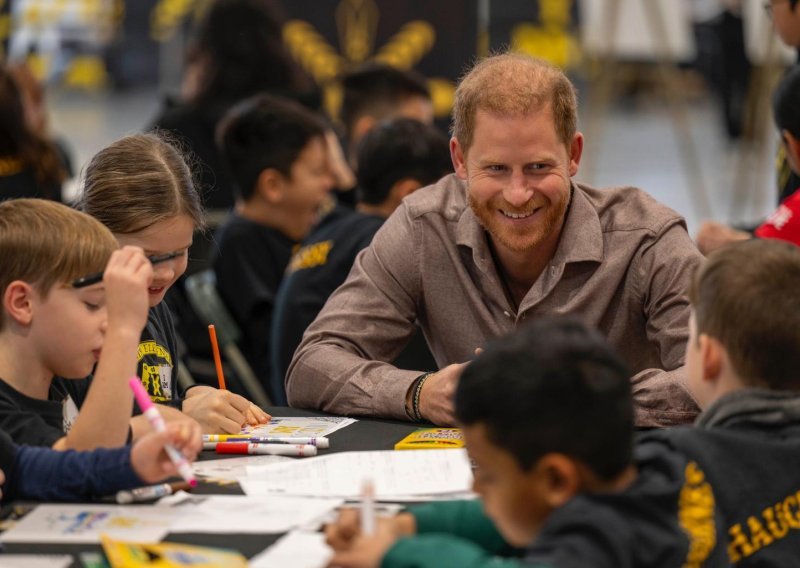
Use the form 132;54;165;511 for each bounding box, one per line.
0;198;200;448
79;133;269;433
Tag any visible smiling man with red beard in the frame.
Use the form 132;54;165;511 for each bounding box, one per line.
287;53;703;429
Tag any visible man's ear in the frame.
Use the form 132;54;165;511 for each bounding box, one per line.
255;168;286;204
699;333;723;382
451;137;467;179
535;454;580;509
3;281;35;326
568;132;584;177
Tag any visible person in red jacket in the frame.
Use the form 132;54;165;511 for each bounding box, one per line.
753;65;800;245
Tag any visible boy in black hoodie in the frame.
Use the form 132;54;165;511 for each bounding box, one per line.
648;238;800;566
325;318;727;567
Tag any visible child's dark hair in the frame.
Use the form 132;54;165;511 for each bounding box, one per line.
217;94;329;201
689;239;800;390
355;118;451;206
455;318;634;480
187;0;312;106
340;63;430;134
773;65;800;139
0;65;65;193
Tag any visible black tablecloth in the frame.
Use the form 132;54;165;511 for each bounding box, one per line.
0;407;423;564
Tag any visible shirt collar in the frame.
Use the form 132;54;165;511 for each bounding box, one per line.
552;181;604;266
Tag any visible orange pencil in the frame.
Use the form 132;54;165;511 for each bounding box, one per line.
208;324;227;390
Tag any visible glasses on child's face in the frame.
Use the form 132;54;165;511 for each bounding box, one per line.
764;0;789;18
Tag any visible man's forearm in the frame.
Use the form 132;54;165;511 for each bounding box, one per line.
287;341;422;418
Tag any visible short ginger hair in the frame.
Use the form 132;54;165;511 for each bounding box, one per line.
451;52;578;153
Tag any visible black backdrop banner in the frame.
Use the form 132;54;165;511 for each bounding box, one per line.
0;0;580;109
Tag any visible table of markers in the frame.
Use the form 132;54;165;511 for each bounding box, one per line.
0;408;474;568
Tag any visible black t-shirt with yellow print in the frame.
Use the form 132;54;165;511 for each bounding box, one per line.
135;302;181;408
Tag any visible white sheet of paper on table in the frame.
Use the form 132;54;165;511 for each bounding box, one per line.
192;454;292;481
0;504;175;544
240;416;356;438
0;555;73;568
240;449;473;498
249;530;332;568
165;494;344;534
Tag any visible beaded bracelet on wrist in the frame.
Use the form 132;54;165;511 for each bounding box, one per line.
411;372;433;422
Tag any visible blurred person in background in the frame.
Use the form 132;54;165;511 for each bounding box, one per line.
690;0;750;140
697;0;800;253
339;63;434;169
212;95;335;395
697;65;800;249
270;118;451;403
151;0;318;213
150;0;326;381
0;63;69;202
327;62;435;209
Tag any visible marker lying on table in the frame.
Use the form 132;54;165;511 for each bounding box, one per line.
202;435;330;448
129;377;198;487
214;442;317;457
116;481;192;504
71;250;184;289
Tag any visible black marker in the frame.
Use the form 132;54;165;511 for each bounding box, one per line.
71;250;183;289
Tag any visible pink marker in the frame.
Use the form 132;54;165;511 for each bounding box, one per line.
129;377;197;487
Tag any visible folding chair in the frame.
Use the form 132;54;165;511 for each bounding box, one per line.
184;269;272;408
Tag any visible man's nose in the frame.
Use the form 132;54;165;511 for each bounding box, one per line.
503;171;533;208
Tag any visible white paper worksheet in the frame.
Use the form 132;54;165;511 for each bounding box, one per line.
192;454;292;481
240;449;473;498
240;416;356;438
165;494;343;534
0;555;73;568
0;504;175;544
249;530;332;568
